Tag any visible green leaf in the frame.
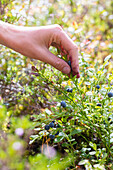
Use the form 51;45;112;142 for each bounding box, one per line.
89;142;97;151
89;151;96;155
29;135;39;144
70;129;82;136
54;136;64;143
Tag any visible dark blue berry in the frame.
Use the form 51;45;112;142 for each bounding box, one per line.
55;131;59;136
74;120;77;125
96;85;100;89
96;103;102;107
45;125;50;130
49;122;54;128
68;61;71;67
66;88;70;92
67;60;72;71
69;88;73;92
108;92;113;97
66;88;73;92
52;120;55;123
108;117;111;121
61;101;66;108
49;134;55;139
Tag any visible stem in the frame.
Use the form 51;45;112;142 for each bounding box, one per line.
38;71;77;105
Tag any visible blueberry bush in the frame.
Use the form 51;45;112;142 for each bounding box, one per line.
0;0;113;169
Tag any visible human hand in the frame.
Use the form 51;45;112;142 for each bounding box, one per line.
0;23;80;78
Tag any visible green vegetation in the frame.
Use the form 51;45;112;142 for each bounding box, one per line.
0;0;113;169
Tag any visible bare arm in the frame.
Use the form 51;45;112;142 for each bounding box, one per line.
0;21;80;78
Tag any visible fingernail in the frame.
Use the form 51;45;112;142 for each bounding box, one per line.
62;67;70;74
73;71;79;76
77;73;80;78
73;71;80;78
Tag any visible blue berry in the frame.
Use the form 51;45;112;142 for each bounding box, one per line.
108;92;113;97
66;88;73;92
68;61;71;67
74;120;77;125
45;125;50;130
61;101;66;108
97;103;102;107
96;85;100;89
66;88;70;92
55;131;59;136
67;60;72;71
52;120;55;123
49;122;54;128
49;134;55;139
69;88;73;92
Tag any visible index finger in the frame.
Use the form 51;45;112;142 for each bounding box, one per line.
53;28;80;78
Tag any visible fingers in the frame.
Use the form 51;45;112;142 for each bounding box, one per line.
52;26;80;78
51;42;67;56
60;33;79;77
41;49;71;74
69;48;80;78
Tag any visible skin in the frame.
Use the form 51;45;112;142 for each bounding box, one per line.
0;21;80;78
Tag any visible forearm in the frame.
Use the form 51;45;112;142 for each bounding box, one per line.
0;21;12;46
0;21;41;58
0;21;7;45
0;21;20;50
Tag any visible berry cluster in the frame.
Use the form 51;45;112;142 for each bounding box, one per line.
96;84;113;98
45;121;59;139
96;85;113;108
45;83;112;140
61;86;73;108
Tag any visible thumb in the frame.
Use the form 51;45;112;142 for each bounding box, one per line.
44;50;71;74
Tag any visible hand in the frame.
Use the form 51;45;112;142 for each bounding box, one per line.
0;23;80;78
